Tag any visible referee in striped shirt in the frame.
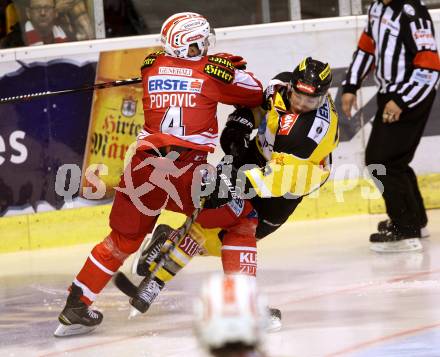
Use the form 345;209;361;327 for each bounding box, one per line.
342;0;440;249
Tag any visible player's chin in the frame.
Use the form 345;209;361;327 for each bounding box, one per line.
291;106;306;114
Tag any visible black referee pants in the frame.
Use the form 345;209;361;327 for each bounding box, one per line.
365;91;436;235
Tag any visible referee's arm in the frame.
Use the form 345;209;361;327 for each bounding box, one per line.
342;5;376;94
393;8;440;110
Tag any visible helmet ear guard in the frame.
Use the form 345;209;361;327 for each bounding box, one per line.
290;57;332;97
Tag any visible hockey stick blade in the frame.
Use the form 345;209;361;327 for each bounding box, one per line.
113;272;137;298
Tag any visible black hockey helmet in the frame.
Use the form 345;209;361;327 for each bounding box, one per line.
290;57;332;97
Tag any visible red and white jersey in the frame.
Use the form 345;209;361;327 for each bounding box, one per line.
138;51;263;152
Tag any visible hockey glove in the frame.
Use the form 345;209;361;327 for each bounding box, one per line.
213;52;247;70
262;78;290;110
220;107;255;160
203;161;240;209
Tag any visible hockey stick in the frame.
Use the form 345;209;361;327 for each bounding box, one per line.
114;158;237;313
0;77;142;104
113;198;206;300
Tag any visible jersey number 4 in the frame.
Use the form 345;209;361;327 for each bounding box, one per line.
160;107;185;136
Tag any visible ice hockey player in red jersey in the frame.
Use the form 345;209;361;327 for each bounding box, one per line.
130;57;338;331
54;11;263;337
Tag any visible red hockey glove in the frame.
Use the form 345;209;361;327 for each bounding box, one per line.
213;52;247;70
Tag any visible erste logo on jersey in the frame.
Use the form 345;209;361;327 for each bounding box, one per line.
278;114;299;135
148;75;203;93
308;101;330;144
148;75;204;109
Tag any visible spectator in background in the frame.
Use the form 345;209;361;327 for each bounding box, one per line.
0;1;12;39
104;0;148;37
0;0;69;48
55;0;94;40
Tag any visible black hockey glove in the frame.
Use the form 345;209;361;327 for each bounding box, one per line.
203;161;240;209
220;107;255;161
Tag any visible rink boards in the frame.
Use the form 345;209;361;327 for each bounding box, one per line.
1;11;440;252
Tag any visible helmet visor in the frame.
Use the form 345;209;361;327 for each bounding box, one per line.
290;87;326;112
207;28;216;49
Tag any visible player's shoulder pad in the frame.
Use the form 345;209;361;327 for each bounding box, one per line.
204;55;235;84
327;95;337;115
141;50;165;70
207;55;235;71
272;71;293;83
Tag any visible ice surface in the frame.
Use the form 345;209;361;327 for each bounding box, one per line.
1;212;440;356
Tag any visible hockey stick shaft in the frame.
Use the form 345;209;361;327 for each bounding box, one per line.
113;199;205;298
0;77;142;104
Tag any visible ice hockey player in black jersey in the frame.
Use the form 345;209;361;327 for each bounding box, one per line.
129;58;339;331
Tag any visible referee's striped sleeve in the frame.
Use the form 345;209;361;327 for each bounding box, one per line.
342;31;375;93
393;15;440;108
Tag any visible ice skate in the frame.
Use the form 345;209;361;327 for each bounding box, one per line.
133;224;173;277
54;283;103;337
130;276;165;314
267;307;282;332
370;238;423;253
377;219;429;238
370;226;423;253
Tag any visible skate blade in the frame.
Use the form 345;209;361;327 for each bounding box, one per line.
128;306;141;320
421;227;430;238
266;316;282;333
54;323;97;337
131;235;152;275
370;238;423;253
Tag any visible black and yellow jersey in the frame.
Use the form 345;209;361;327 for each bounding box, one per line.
244;72;339;199
189;72;340;246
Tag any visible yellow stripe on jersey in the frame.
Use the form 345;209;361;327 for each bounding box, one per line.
246;94;339;198
245;154;331;197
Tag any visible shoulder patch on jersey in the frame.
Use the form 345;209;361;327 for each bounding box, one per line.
141;50;165;70
403;3;416;17
203;63;234;83
207;56;235;71
307;117;330;144
278;114;299;136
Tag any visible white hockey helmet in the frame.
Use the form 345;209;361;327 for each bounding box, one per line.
193;274;268;351
160;12;215;59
